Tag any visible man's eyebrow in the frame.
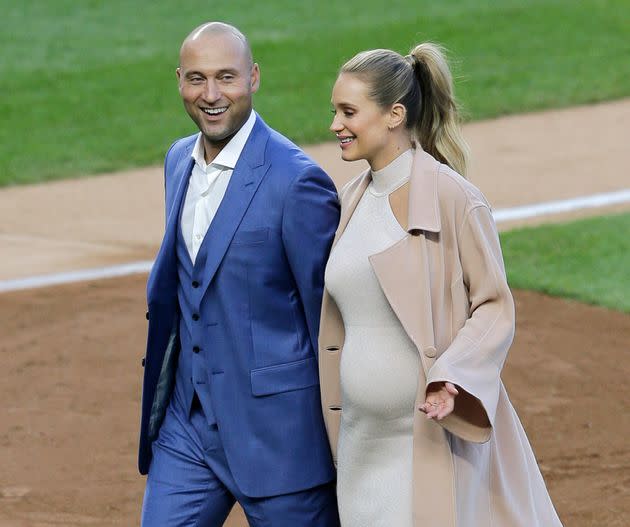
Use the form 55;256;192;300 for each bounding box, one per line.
185;68;240;77
184;70;205;78
216;68;240;75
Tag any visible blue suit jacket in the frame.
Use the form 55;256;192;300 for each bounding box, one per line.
139;115;340;497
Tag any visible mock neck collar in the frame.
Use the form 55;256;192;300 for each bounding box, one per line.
370;149;413;196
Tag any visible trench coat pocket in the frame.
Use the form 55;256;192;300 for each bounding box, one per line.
250;357;319;396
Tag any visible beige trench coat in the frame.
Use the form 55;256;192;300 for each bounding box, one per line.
318;148;563;526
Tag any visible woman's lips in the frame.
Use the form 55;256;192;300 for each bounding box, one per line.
338;136;355;148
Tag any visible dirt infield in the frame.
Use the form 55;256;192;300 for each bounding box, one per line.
1;100;629;526
2;280;629;526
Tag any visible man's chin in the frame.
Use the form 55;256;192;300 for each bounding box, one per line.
200;124;233;144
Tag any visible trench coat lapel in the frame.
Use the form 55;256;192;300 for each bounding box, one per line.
407;148;442;233
369;235;436;368
331;169;370;249
199;119;270;297
328;149;442;365
369;148;442;369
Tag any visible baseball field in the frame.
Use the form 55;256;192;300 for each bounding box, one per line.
1;2;629;526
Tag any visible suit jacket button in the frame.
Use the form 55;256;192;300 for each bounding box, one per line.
192;281;200;288
192;313;200;321
145;311;149;320
193;346;200;353
424;346;437;358
141;357;146;367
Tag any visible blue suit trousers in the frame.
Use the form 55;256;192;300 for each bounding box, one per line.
141;395;340;527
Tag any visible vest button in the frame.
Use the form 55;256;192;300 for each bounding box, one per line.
145;311;149;320
192;281;200;288
192;313;200;321
193;346;200;353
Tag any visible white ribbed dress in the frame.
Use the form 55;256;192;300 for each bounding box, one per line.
325;150;421;527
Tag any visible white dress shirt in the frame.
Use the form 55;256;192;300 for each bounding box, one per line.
180;110;257;263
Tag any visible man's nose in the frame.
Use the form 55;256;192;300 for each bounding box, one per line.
203;80;221;103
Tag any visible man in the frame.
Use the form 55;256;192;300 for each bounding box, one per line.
138;22;341;526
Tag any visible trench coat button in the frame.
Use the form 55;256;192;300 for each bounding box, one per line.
192;313;200;321
145;311;149;320
424;346;437;358
141;357;146;367
192;281;200;288
193;346;200;353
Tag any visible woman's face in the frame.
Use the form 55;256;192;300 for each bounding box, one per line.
330;73;395;170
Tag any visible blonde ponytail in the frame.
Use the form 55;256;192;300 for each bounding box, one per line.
408;43;469;176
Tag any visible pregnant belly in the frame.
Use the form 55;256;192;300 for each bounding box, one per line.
340;326;422;422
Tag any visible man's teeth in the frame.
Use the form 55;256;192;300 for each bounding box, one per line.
203;107;228;115
340;137;354;144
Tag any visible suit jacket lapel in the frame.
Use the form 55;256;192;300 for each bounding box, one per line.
148;145;194;301
200;118;270;295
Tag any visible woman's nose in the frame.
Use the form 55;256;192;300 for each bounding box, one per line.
330;114;342;133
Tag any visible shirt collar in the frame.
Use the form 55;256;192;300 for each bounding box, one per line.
191;110;257;171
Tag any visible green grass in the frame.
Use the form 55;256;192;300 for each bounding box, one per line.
501;212;630;313
2;0;630;185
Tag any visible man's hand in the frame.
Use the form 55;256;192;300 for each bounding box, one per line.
419;382;459;420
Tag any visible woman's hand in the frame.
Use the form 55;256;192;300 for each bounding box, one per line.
419;382;459;420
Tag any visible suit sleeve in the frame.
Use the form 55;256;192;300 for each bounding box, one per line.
282;166;341;358
426;204;515;443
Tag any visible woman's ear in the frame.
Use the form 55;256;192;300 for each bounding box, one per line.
388;103;407;130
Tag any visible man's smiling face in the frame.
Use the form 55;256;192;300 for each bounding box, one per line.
177;31;259;158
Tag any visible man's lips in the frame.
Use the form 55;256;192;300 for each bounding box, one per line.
200;106;228;119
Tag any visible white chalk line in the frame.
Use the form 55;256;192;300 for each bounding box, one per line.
0;261;154;293
492;188;630;223
1;188;629;294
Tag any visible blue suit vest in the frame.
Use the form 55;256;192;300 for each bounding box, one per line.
174;203;216;424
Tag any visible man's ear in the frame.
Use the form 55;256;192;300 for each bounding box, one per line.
251;63;261;93
388;103;407;130
176;68;183;93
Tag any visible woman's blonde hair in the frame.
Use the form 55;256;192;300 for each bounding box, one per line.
341;43;469;177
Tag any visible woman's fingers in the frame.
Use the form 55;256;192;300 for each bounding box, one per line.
420;400;443;419
419;388;457;419
420;382;460;418
436;399;454;420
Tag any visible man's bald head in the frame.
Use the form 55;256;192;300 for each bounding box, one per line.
180;22;253;67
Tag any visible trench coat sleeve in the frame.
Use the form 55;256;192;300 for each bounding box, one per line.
426;203;515;443
282;167;341;358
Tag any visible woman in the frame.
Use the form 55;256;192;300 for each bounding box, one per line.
319;44;563;527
